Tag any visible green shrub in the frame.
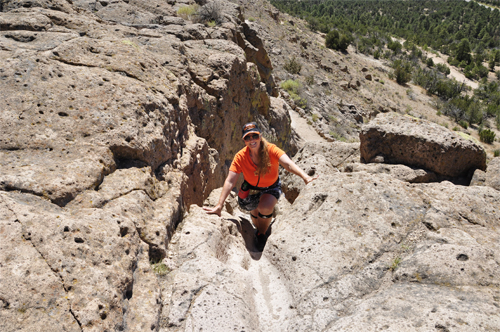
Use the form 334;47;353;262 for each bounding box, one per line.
494;149;500;157
284;56;302;74
177;4;198;20
392;60;412;85
152;262;169;276
281;80;307;109
390;257;401;271
479;129;496;144
281;79;300;94
436;63;451;75
452;126;460;131
459;120;468;129
325;30;351;51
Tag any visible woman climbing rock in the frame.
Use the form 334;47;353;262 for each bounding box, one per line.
204;122;318;251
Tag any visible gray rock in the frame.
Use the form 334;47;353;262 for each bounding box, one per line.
281;141;359;203
345;162;438;183
158;158;500;331
471;157;500;191
360;113;486;177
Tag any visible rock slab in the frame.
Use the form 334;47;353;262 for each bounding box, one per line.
360;113;486;177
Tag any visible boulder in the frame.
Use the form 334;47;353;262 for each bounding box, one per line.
360;113;486;178
471;157;500;191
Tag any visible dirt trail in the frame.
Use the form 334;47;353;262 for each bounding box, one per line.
425;52;479;90
288;108;326;144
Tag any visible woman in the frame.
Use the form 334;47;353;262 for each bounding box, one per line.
204;122;318;250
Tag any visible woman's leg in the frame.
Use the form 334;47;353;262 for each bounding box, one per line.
251;193;277;235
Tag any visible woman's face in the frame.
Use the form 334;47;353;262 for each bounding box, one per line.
243;133;261;149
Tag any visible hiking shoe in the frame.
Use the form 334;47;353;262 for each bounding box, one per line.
254;231;268;252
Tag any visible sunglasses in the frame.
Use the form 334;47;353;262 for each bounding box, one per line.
244;133;260;141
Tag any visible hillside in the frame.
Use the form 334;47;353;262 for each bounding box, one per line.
238;0;500;157
1;0;500;331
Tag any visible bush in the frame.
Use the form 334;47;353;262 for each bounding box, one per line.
197;0;225;25
281;79;300;94
387;40;402;54
284;56;302;74
459;120;468;129
177;4;199;20
436;63;450;75
281;80;307;108
494;149;500;157
392;60;412;85
479;129;496;144
426;58;434;67
325;30;350;51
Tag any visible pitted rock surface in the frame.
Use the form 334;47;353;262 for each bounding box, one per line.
0;0;295;331
360;113;487;178
2;0;500;331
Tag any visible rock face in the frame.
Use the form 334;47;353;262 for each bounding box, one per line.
0;1;295;209
0;0;296;331
360;113;487;178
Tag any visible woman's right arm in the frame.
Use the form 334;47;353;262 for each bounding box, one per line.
203;171;240;217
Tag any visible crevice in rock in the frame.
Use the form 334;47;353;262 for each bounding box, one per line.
69;308;84;331
51;57;144;83
458;212;483;226
0;296;10;309
183;285;208;325
333;149;360;169
50;56;99;68
153;281;163;332
187;71;219;97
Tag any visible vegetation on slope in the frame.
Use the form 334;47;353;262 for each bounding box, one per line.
270;0;500;138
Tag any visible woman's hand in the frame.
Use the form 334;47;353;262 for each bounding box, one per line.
203;205;222;217
304;174;319;185
279;154;319;185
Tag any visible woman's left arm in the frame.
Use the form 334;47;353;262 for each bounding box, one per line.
279;154;319;185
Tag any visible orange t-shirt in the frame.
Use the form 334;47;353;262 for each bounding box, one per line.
229;143;285;187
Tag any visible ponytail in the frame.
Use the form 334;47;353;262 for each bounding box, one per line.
255;137;271;177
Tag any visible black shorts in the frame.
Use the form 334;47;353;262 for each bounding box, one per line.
237;178;282;212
